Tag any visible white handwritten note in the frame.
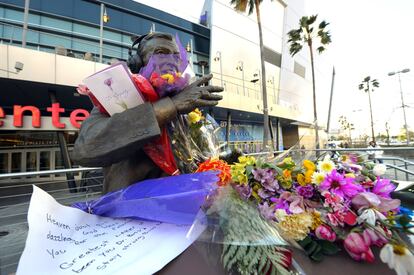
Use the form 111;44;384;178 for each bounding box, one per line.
83;63;145;115
16;186;204;275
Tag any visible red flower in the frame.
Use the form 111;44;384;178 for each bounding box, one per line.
196;159;231;186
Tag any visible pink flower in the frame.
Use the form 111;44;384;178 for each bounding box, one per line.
344;232;375;262
372;178;396;198
362;228;388;247
315;225;336;242
319;170;363;199
352;192;400;212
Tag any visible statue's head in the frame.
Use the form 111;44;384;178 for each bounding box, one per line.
128;32;179;74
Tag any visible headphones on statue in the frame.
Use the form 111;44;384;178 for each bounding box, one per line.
127;34;149;73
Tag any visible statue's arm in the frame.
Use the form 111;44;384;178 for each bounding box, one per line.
71;98;177;167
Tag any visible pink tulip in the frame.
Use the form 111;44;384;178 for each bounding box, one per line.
344;232;375;262
315;225;336;242
362;228;388;247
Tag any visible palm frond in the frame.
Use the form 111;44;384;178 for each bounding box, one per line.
307;14;318;25
318;20;329;29
209;187;289;275
316;46;325;54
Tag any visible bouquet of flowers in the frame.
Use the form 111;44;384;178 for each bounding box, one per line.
219;153;414;274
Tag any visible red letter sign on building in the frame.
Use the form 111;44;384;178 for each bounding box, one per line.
70;109;90;129
0;107;4;127
47;103;66;128
13;105;41;128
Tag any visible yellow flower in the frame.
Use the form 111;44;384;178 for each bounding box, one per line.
161;73;175;84
238;156;256;166
304;169;314;184
317;158;335;174
283;157;295;166
311;171;325;185
310;211;323;230
345;173;355;178
277;212;313;241
188;108;202;124
297;174;306;186
303;160;316;171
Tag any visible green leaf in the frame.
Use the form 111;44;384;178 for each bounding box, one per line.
245;165;254;176
318;240;340;255
298;235;312;248
310;251;324;262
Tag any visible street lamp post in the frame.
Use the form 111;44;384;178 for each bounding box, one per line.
99;3;109;63
388;68;410;145
358;76;379;143
22;0;30;48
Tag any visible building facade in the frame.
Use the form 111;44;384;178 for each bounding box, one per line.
0;0;331;176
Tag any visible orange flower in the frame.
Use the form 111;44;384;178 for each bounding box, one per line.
196;159;231;186
283;169;292;180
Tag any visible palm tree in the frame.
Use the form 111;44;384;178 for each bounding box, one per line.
287;15;331;150
230;0;272;152
358;76;379;143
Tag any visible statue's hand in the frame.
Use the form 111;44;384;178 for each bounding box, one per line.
171;74;223;114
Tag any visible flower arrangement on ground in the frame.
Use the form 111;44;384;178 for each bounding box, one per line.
220;153;414;274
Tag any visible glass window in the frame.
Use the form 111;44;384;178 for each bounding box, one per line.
40;151;50;171
0;7;4;18
40;151;51;178
73;23;99;37
72;39;98;55
26;151;37;178
104;29;122;42
28;13;40;25
11;152;22;173
0;153;8;174
55;151;64;170
40;16;72;32
5;8;23;22
103;43;122;59
3;25;22;42
27;29;39;44
39;33;71;49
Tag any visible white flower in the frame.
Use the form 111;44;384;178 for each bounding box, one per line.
373;164;387;176
317;158;335;174
380;244;414;275
357;208;386;226
311;172;325;185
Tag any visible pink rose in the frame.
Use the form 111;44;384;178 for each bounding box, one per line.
344;232;375;262
315;225;336;242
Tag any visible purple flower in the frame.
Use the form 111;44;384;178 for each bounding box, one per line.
258;188;272;199
252;168;279;191
296;185;314;198
270;197;290;213
104;78;113;91
372;178;396;198
352;192;400;212
319;170;363;199
234;184;252;200
258;202;275;221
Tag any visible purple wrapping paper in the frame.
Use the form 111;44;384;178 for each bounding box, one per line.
73;172;218;225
